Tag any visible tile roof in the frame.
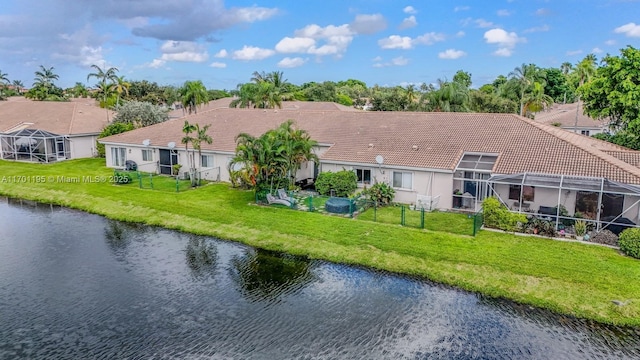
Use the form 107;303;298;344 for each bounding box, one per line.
101;106;640;185
534;102;608;130
0;97;111;135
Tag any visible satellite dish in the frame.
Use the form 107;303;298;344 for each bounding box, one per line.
142;139;150;146
168;142;176;149
375;155;384;165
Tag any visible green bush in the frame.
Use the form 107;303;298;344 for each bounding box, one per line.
483;197;527;232
619;228;640;259
97;123;135;157
315;170;357;197
363;182;395;205
113;171;132;184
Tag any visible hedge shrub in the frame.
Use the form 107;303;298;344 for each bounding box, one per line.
363;182;395;205
315;170;357;197
483;197;527;232
619;228;640;259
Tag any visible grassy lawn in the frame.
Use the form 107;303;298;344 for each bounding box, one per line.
1;158;640;326
356;205;476;236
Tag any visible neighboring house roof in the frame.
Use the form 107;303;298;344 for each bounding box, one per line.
101;107;640;184
0;97;111;136
534;102;608;130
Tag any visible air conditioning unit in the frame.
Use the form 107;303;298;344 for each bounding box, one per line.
182;171;190;180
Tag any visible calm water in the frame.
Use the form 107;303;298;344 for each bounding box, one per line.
1;198;639;359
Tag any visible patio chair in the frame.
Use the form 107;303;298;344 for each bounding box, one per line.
277;188;296;204
266;193;292;207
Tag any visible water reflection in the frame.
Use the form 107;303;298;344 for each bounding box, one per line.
230;249;314;302
184;235;217;279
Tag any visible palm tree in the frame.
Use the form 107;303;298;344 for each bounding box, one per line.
276;120;318;185
192;123;213;185
424;79;469;112
87;64;119;107
509;63;536;116
522;81;554;116
573;55;597;132
33;65;59;88
94;82;116;108
560;62;573;75
12;80;24;94
113;75;130;106
181;120;197;184
0;70;8;98
180;80;209;114
69;82;88;98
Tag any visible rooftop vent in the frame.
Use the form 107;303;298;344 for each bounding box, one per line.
368;143;374;148
412;145;419;151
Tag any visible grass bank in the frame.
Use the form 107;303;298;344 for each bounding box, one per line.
1;158;639;326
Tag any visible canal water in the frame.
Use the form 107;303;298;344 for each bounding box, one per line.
0;198;638;359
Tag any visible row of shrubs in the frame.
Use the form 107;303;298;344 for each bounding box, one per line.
315;170;395;205
483;197;640;259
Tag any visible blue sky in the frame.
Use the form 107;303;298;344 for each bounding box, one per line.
1;0;639;90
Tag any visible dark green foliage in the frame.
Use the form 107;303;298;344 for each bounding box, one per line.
619;228;640;259
523;217;558;237
315;170;357;197
592;131;640;150
112;101;169;128
207;89;231;100
469;90;518;113
543;67;575;103
363;182;395;205
96;123;135;157
483;197;527;232
335;93;353;106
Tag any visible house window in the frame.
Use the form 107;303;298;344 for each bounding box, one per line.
392;171;413;189
142;149;153;162
508;185;535;201
201;155;213;168
355;168;371;185
581;130;590;136
111;147;126;167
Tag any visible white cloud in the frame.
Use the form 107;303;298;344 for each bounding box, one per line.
275;37;316;53
350;13;387;34
497;9;512;16
535;8;550;16
147;59;166;68
391;56;409;66
484;28;524;48
378;35;413;49
438;49;467;59
414;32;445;45
605;39;616;46
209;62;226;68
294;23;354;56
403;6;417;14
494;48;512;57
232;45;275;60
214;49;228;58
233;6;279;23
592;47;603;54
158;40;208;62
278;57;307;68
456;31;465;37
399;15;417;30
372;56;382;61
475;19;495;28
566;49;583;56
615;22;640;37
454;6;470;12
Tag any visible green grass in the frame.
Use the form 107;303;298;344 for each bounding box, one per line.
1;158;640;326
356;205;476;235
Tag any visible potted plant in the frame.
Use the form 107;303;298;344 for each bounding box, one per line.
574;220;587;241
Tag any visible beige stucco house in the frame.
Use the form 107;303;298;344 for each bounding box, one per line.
100;100;640;230
0;97;110;162
535;102;609;137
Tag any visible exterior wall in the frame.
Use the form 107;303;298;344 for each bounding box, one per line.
494;184;569;213
69;135;98;159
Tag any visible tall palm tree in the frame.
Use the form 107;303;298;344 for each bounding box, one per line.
181;120;197;184
522;81;554;116
113;75;130;106
0;70;8;98
573;55;597;132
69;82;88;98
180;80;209;114
33;65;59;88
192;123;213;184
87;64;119;107
560;62;573;75
509;63;536;116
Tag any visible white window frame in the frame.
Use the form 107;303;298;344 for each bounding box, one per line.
580;130;590;136
354;167;372;185
201;154;214;168
142;149;153;162
392;171;413;190
111;147;126;167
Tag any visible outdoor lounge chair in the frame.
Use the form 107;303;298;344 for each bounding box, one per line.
267;193;292;207
277;189;296;204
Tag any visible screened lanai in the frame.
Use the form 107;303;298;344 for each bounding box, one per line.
0;129;70;163
489;173;640;233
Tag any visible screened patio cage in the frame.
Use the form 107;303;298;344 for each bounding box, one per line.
489;172;640;233
0;129;70;163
